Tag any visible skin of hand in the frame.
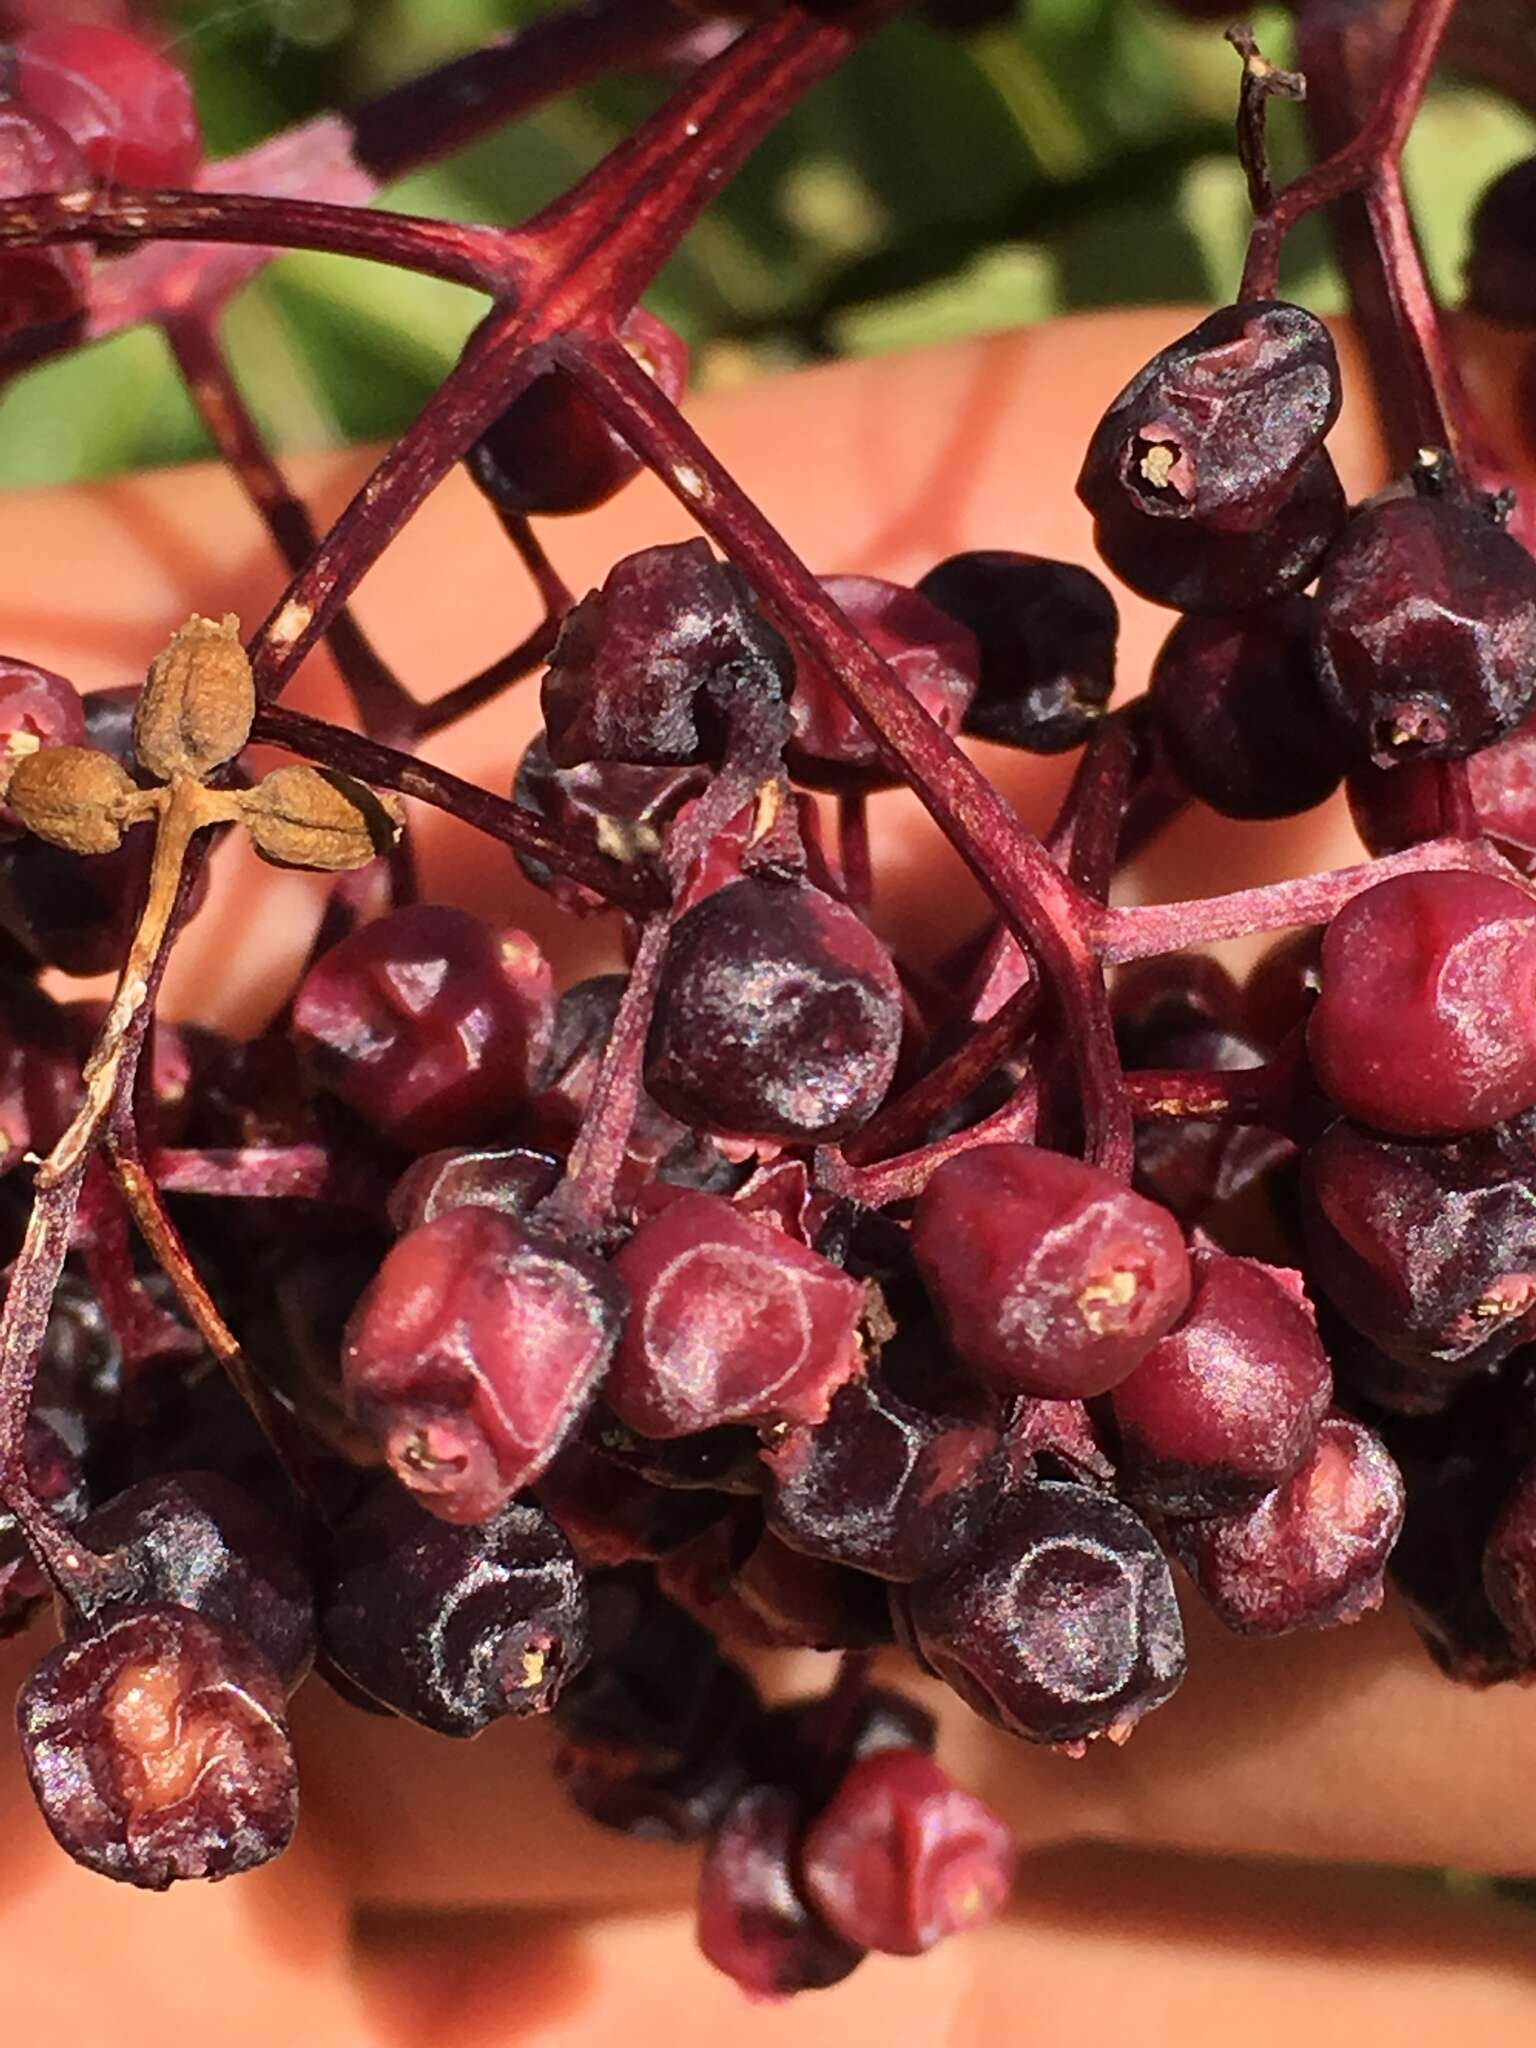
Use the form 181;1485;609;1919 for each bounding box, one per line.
2;306;1536;2046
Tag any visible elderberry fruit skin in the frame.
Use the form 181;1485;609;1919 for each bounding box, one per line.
1112;1251;1332;1516
318;1486;588;1735
696;1784;865;1997
1171;1414;1405;1636
15;25;203;188
17;1603;297;1890
1148;598;1346;819
1346;709;1536;869
1308;871;1536;1138
541;538;790;770
760;1371;1002;1581
1483;1463;1536;1656
291;903;554;1153
0;657;85;827
785;575;978;789
342;1206;626;1523
1078;301;1341;533
644;873;904;1143
469;306;686;517
916;550;1117;753
386;1144;563;1233
1312;489;1536;765
1301;1120;1536;1372
66;1472;315;1691
912;1142;1191;1399
608;1189;864;1438
1095;448;1345;614
513;735;704;913
900;1481;1185;1747
800;1749;1016;1956
0;102;91;337
1465;156;1536;328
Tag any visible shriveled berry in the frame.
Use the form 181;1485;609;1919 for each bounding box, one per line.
912;1143;1191;1399
1078;301;1341;533
1313;484;1536;764
291;904;553;1152
342;1206;626;1523
731;1523;893;1651
535;1437;733;1568
899;1481;1185;1747
786;575;977;790
1112;1252;1332;1516
469;306;686;517
697;1785;865;1997
67;1472;314;1690
917;550;1116;753
16;25;203;187
386;1144;562;1233
800;1749;1016;1955
541;539;790;769
1308;871;1536;1137
1301;1120;1536;1371
645;874;904;1142
16;1603;296;1889
529;974;695;1204
608;1189;864;1438
1170;1413;1405;1636
318;1485;588;1735
1148;599;1345;819
760;1372;1001;1581
512;735;704;913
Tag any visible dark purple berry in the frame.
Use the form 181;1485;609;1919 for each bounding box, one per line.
16;1603;297;1889
644;874;904;1143
760;1371;1002;1581
1313;481;1536;765
1346;709;1536;868
916;550;1116;753
1148;598;1346;819
318;1484;588;1735
1465;155;1536;327
540;538;790;769
898;1480;1185;1748
385;1144;562;1232
697;1784;865;1997
512;734;704;913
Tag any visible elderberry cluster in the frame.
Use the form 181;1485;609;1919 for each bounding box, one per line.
0;0;1535;2007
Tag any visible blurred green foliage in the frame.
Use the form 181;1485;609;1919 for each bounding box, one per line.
1;0;1531;485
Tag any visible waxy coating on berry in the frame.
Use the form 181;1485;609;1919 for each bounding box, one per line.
912;1142;1192;1399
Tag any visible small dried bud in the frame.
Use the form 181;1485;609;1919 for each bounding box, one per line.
134;614;254;784
6;745;138;855
241;764;404;871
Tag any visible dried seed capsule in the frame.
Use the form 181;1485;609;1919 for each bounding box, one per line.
241;764;404;872
133;613;254;783
5;744;138;855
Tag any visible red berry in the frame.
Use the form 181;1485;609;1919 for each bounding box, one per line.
697;1784;864;1998
800;1749;1015;1956
470;305;687;517
291;904;554;1153
15;25;202;188
342;1207;626;1523
0;99;91;337
912;1143;1191;1398
1112;1251;1332;1515
0;656;85;829
1170;1413;1405;1636
1308;870;1536;1137
607;1188;864;1437
785;574;977;790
